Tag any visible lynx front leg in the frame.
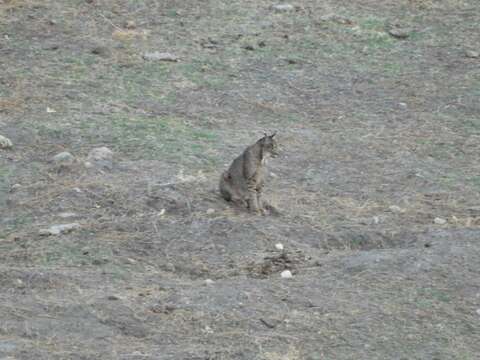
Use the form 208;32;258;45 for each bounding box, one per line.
256;184;267;215
247;179;260;213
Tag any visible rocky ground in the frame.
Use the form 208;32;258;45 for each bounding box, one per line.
1;0;480;359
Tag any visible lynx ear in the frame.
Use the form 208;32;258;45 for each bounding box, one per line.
263;132;268;138
270;131;277;138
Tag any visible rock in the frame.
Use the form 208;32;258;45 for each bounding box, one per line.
465;50;479;59
271;4;295;12
125;20;136;29
107;295;120;300
86;146;113;170
476;309;480;316
205;279;215;285
52;151;75;166
0;135;13;149
10;183;22;192
91;46;109;57
388;28;410;39
39;223;81;236
434;217;447;225
275;243;284;251
281;270;293;279
143;51;178;62
389;205;404;213
58;212;78;219
206;208;215;215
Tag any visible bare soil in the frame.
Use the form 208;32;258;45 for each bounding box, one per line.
1;0;480;359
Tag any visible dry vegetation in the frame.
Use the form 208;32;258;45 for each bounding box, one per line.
1;0;480;359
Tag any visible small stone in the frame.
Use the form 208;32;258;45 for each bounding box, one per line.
434;217;447;225
39;223;81;236
86;146;113;170
0;135;13;149
372;216;380;224
389;205;404;213
10;183;22;192
107;295;119;300
388;28;410;39
243;44;255;51
52;151;75;166
46;106;57;113
58;212;77;219
281;270;293;279
205;279;215;285
275;243;284;251
143;51;178;62
206;208;215;215
125;20;136;29
476;309;480;316
271;4;295;12
91;46;109;57
465;50;479;59
126;258;137;264
399;102;407;109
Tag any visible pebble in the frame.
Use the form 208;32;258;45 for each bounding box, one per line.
10;183;22;192
271;4;295;12
86;146;113;170
281;270;293;279
58;212;78;219
275;243;284;251
39;223;81;236
125;20;136;29
205;279;215;285
143;51;178;62
388;28;410;39
434;217;447;225
206;208;215;215
465;50;479;59
0;135;13;149
389;205;404;213
52;151;75;166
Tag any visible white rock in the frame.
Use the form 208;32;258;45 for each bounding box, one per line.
58;212;77;218
39;223;81;236
476;309;480;316
52;151;75;166
10;183;22;192
434;217;447;225
275;243;284;251
281;270;293;279
272;4;295;12
372;216;380;224
465;50;479;59
389;205;404;213
143;51;178;62
46;107;57;113
0;135;13;149
206;208;215;215
205;279;215;285
87;146;113;169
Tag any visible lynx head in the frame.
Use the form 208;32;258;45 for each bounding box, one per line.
259;131;279;158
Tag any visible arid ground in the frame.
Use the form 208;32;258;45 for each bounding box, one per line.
1;0;480;359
